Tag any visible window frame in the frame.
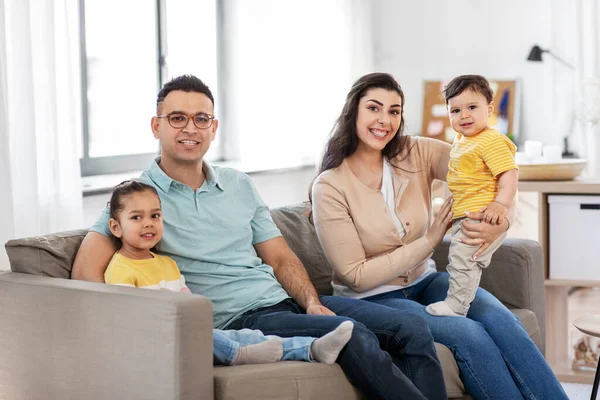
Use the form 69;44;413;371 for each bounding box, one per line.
78;0;223;177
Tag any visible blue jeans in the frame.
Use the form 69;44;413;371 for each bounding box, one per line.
213;328;314;365
365;272;568;400
227;297;447;400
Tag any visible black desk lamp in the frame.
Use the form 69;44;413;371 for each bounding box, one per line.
526;44;577;157
527;45;575;70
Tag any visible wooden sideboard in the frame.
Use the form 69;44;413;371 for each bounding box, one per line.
517;178;600;383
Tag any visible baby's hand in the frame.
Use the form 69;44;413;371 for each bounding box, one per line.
479;201;507;225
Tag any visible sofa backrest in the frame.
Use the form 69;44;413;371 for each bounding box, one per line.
5;202;334;294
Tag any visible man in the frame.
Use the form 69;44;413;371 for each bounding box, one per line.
72;75;446;400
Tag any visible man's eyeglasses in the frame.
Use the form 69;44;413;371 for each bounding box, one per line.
157;112;215;129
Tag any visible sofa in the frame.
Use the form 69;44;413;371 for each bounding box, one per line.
1;202;546;400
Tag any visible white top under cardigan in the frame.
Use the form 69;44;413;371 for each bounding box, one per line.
331;158;436;299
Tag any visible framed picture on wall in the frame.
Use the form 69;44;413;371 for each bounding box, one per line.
421;79;521;144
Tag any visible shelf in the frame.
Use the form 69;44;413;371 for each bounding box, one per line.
519;178;600;193
551;359;597;384
545;279;600;288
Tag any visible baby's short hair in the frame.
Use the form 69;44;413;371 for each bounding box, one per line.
443;75;493;104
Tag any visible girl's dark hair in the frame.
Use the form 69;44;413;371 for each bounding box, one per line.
443;74;493;104
109;180;161;221
316;72;409;175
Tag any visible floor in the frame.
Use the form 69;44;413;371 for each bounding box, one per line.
562;382;594;399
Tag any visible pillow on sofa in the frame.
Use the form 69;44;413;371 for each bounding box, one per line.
270;202;333;295
5;229;88;278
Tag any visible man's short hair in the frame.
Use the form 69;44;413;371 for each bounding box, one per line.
443;75;493;104
156;75;214;108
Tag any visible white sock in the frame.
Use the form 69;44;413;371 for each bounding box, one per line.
231;338;283;365
426;301;464;317
310;321;354;364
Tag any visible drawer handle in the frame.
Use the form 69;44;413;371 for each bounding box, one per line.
580;204;600;210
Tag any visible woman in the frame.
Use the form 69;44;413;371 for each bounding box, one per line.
311;72;567;400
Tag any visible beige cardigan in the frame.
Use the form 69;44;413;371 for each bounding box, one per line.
312;136;515;293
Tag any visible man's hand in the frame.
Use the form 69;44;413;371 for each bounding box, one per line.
306;303;336;316
480;201;507;225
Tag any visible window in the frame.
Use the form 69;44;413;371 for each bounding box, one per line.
79;0;218;176
217;0;357;169
79;0;364;176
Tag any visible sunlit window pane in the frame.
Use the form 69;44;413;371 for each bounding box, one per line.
229;0;352;167
165;0;219;160
84;0;159;158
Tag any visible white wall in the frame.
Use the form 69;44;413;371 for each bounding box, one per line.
370;0;558;146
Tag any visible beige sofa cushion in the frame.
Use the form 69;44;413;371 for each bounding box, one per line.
214;362;364;400
213;310;539;400
270;203;333;295
5;229;87;278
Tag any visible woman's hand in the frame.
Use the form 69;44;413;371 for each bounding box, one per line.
461;211;509;259
426;196;453;249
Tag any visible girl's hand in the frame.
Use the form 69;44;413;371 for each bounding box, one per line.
426;197;453;248
461;211;508;259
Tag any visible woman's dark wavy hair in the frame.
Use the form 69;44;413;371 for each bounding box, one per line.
317;72;409;174
308;73;411;221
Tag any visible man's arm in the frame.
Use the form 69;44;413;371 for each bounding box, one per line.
254;236;335;316
71;232;118;282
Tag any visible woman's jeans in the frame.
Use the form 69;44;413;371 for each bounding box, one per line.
365;272;568;400
213;328;314;365
227;296;447;400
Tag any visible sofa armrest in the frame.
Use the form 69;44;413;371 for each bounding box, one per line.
431;238;545;350
0;272;214;400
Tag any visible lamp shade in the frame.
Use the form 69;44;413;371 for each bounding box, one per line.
527;45;544;62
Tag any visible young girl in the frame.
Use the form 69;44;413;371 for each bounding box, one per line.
104;180;353;366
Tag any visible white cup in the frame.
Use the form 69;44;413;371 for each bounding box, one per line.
543;145;562;164
524;140;543;162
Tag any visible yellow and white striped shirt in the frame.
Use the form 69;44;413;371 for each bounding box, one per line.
447;128;517;219
104;251;189;292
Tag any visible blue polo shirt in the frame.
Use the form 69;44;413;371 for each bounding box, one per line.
91;158;290;328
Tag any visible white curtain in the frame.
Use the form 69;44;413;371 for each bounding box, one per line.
574;0;600;177
0;0;83;269
553;0;600;176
